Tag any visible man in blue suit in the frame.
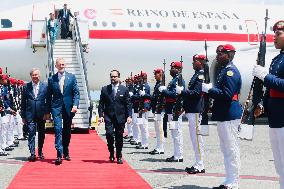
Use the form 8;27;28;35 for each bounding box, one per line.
47;58;80;165
98;70;132;164
21;68;48;162
58;3;74;39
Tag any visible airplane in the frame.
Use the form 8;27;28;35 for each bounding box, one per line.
0;0;282;103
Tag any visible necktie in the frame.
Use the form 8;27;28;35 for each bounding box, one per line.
59;75;65;94
112;87;117;99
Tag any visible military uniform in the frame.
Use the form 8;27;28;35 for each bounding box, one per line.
125;81;134;140
130;78;141;145
204;44;242;189
161;62;185;162
150;69;165;154
252;21;284;189
182;68;205;173
136;79;151;149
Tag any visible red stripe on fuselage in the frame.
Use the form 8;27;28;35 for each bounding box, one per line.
0;29;274;42
0;30;30;40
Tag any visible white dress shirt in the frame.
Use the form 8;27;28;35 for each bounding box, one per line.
32;81;40;98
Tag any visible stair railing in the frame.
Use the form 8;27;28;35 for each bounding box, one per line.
73;18;93;127
45;17;55;78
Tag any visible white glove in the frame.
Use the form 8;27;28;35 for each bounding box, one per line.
175;86;184;94
252;65;268;81
129;92;133;97
158;86;167;92
202;83;213;93
139;90;146;96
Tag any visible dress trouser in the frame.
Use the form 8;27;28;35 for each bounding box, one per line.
154;113;164;152
105;116;124;158
269;127;284;189
138;112;149;147
0;115;9;149
27;117;45;156
132;113;140;143
61;18;69;39
7;114;15;146
126;109;134;137
53;105;74;158
168;114;183;160
186;113;205;170
217;119;241;188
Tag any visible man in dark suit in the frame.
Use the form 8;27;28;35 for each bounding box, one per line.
47;58;80;165
98;70;132;164
58;3;74;39
21;68;49;161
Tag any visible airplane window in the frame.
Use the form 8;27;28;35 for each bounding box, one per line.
93;21;97;27
138;22;143;27
173;23;177;28
156;23;160;28
214;25;218;30
130;22;134;27
239;25;243;30
181;24;186;29
198;24;202;29
102;21;107;27
1;19;12;28
223;25;227;30
206;24;210;29
147;23;151;28
112;22;116;27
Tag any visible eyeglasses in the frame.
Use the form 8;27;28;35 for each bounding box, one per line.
110;76;118;78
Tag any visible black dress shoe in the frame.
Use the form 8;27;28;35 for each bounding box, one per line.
117;158;123;164
136;145;148;149
109;156;115;162
123;135;130;139
212;185;228;189
28;155;36;162
10;144;18;147
149;149;164;155
0;152;9;156
185;166;205;174
13;140;19;145
55;158;62;165
130;141;141;145
64;155;71;161
38;153;45;160
5;147;14;151
165;156;183;162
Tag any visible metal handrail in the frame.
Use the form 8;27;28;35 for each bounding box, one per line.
73;18;93;126
45;17;55;77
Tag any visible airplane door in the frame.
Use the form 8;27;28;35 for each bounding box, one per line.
245;20;259;45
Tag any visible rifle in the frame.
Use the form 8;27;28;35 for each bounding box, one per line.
172;56;184;121
241;9;269;126
201;40;211;125
138;71;144;118
0;85;6;117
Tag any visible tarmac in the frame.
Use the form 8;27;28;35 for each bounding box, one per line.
0;121;279;189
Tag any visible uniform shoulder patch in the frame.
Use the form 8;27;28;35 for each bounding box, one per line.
198;75;204;80
227;70;234;77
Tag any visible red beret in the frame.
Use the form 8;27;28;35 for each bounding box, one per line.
217;44;236;52
9;77;16;85
193;54;206;61
273;20;284;32
1;74;8;80
0;68;2;75
154;68;163;74
141;72;147;77
134;75;138;79
171;61;182;68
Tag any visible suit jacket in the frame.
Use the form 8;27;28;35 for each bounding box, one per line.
58;9;74;24
20;82;48;121
98;84;132;124
47;72;80;117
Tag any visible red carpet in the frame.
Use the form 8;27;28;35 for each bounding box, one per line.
8;131;152;189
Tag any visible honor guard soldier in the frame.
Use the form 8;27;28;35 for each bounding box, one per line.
180;54;206;174
149;68;165;155
253;20;284;189
130;75;141;146
124;77;134;140
202;44;242;189
136;72;151;149
159;61;185;162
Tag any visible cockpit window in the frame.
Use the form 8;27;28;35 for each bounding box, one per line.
1;19;12;28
